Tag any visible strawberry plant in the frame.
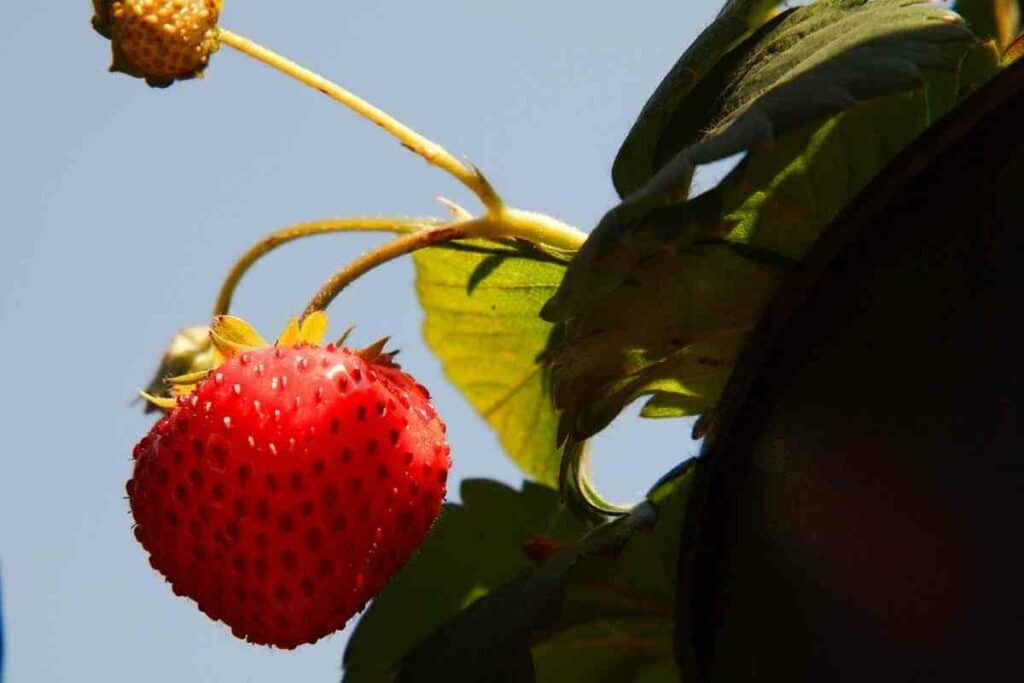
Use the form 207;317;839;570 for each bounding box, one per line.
94;0;1024;680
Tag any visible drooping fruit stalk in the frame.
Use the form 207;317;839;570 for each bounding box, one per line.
212;217;443;316
216;29;504;215
94;1;587;326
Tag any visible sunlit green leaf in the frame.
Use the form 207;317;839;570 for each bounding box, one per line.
413;242;569;485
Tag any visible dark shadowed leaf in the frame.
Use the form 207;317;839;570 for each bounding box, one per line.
390;466;694;682
612;0;782;196
530;621;675;682
546;0;979;325
541;1;997;499
550;242;777;444
413;242;569;485
342;479;587;682
676;58;1024;681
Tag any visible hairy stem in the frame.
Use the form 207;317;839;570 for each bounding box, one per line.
470;208;587;252
215;28;587;319
218;29;503;212
302;226;467;318
300;211;587;319
213;217;442;315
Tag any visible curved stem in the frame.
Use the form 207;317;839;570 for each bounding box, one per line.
218;28;503;213
300;211;587;320
302;226;466;318
213;217;442;316
469;208;587;252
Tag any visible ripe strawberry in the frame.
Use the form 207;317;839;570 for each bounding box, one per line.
129;315;451;648
92;0;222;87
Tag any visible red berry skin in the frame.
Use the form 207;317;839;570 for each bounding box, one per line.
128;344;451;648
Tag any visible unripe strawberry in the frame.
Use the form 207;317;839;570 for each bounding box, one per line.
130;316;452;647
92;0;222;87
142;325;215;411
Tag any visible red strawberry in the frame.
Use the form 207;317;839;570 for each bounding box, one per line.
129;315;451;648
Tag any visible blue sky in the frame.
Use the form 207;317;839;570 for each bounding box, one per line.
0;2;723;680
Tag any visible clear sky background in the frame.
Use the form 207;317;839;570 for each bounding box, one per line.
0;2;729;681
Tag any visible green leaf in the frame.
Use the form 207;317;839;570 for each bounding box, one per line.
342;479;588;682
531;621;674;682
390;467;694;683
613;0;783;197
639;393;706;420
955;0;1021;49
546;0;978;324
542;0;994;450
413;242;569;485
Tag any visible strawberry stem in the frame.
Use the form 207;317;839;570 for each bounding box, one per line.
214;28;588;319
465;208;587;252
300;210;587;320
217;28;504;213
212;210;586;326
213;217;443;315
302;226;467;318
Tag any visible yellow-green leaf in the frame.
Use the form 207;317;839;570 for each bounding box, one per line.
413;242;570;485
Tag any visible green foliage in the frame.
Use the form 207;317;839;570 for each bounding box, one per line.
344;467;694;682
348;0;1012;676
547;0;979;317
612;0;781;197
343;479;588;681
542;0;995;456
413;242;569;485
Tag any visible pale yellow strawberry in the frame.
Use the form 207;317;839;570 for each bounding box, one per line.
93;0;223;87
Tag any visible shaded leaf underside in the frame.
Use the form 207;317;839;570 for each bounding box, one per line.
612;0;782;197
544;0;995;447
